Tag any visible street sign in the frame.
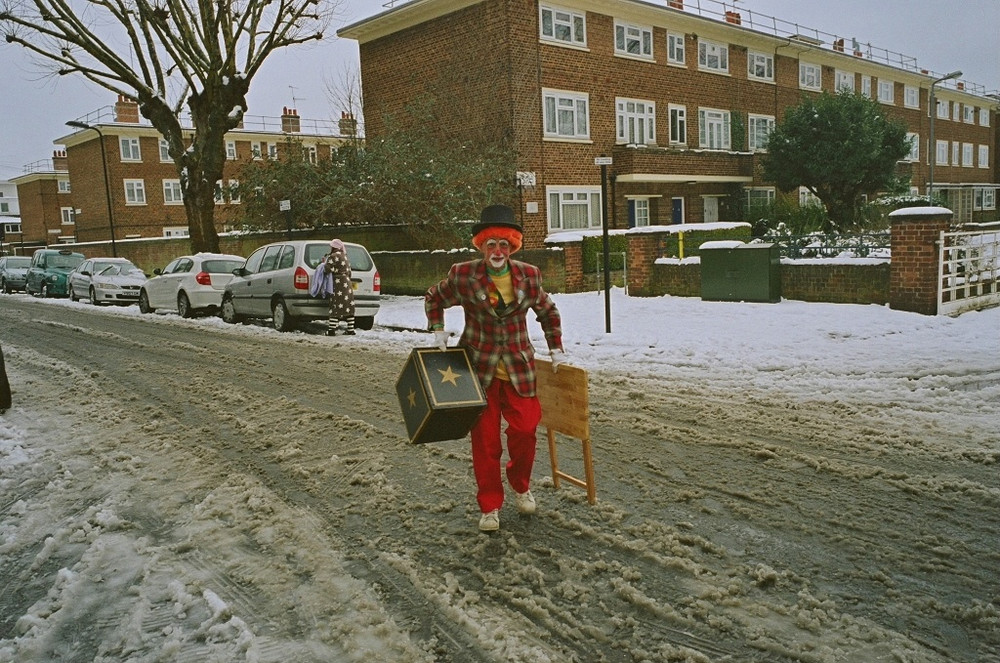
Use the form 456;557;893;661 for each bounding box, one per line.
594;156;613;166
279;199;291;212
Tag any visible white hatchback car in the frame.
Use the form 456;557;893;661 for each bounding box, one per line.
138;252;245;318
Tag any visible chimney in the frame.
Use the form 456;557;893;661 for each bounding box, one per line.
338;111;358;137
668;0;683;9
724;10;741;25
53;150;68;172
833;38;844;53
114;94;140;123
281;107;301;133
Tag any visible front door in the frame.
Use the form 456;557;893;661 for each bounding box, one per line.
672;197;684;224
703;196;719;223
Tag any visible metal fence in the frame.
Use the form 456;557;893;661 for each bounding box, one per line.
757;232;891;259
938;228;1000;316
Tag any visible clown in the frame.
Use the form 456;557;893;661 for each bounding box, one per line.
425;204;565;532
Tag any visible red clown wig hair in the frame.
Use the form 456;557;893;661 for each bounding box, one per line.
472;226;523;253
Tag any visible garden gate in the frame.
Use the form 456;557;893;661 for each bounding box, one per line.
938;226;1000;315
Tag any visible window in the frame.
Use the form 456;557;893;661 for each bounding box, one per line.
632;198;650;227
667;33;685;64
905;133;919;162
861;76;871;98
877;80;894;104
226;141;237;160
540;5;585;46
799;187;823;208
904;86;919;108
616;98;655;145
698;39;728;73
980;108;990;127
698;108;730;149
951;141;960;166
60;207;75;225
120;137;141;161
228;180;241;203
748;51;774;81
951;102;960;121
163;227;189;238
936;99;948;119
159;140;171;162
983;188;996;210
304;144;317;164
547;188;602;231
669;105;687;144
615;21;653;58
58;179;71;193
962;143;973;167
163;180;183;204
963;105;975;123
748;114;774;151
745;187;775;210
835;70;854;92
979;145;989;168
936;140;949;165
799;62;821;90
543;89;589;139
124;179;146;204
251;142;264;159
267;143;278;159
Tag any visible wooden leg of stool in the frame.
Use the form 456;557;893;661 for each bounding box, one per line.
582;437;596;504
547;428;560;489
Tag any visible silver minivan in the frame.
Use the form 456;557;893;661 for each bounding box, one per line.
221;240;380;332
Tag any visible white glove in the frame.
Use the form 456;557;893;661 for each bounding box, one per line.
434;330;449;351
550;349;566;373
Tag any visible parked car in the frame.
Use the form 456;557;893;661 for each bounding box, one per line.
67;258;148;305
138;252;245;318
221;240;380;332
25;248;86;298
0;256;32;293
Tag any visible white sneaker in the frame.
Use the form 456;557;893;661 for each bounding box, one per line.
479;509;500;532
514;490;536;515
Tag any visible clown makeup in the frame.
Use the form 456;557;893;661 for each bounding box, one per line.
481;237;512;269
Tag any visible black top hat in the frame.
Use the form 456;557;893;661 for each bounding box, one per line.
471;204;522;235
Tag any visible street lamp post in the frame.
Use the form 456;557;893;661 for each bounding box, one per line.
65;120;118;256
927;70;962;205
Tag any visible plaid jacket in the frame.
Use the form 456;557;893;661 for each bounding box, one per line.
425;258;562;397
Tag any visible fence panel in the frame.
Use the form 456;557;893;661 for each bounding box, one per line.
938;228;1000;316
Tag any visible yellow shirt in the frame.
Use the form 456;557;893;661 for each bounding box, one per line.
490;270;515;381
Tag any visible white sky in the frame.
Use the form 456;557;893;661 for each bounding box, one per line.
1;0;998;180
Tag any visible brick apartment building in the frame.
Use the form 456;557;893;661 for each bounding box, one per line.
9;96;357;250
339;0;999;249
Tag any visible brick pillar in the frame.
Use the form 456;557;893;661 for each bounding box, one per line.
627;232;665;296
562;241;584;292
888;207;952;315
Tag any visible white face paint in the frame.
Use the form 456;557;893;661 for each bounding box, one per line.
481;238;512;270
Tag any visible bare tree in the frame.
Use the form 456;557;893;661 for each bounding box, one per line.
1;0;340;252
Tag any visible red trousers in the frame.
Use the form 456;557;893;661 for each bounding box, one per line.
471;379;542;513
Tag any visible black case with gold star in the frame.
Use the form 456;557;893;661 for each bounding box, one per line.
395;347;487;444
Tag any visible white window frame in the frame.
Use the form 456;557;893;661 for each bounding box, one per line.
159;139;171;162
60;207;75;225
979;145;989;169
267;143;278;159
540;5;586;47
747;51;774;81
963;105;975;123
632;198;650;227
936;99;949;119
669;104;687;145
982;188;996;210
124;179;146;205
799;187;823;208
698;108;731;149
952;102;960;121
615;21;653;59
698;39;729;73
228;179;241;204
799;62;821;90
962;143;974;167
543;89;590;140
119;137;141;161
835;70;854;92
547;187;603;232
616;98;656;145
936;140;949;165
904;85;919;109
979;108;990;127
905;133;919;162
667;32;685;65
877;80;894;104
163;179;184;205
251;142;263;160
57;179;71;193
861;76;872;98
226;141;237;160
748;114;774;152
951;141;960;166
745;187;775;209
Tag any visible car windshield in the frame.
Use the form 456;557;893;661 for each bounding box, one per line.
6;258;30;268
96;264;139;277
202;259;244;273
49;254;84;269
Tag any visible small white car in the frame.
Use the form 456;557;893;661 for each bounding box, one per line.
138;252;245;318
67;257;147;305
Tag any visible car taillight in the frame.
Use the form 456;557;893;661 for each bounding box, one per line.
373;270;381;293
195;271;212;286
294;266;310;290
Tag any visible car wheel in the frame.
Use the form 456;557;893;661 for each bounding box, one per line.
177;292;193;318
1;279;8;294
272;298;296;332
220;296;244;324
89;287;102;306
69;284;78;302
138;289;154;314
355;316;375;331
